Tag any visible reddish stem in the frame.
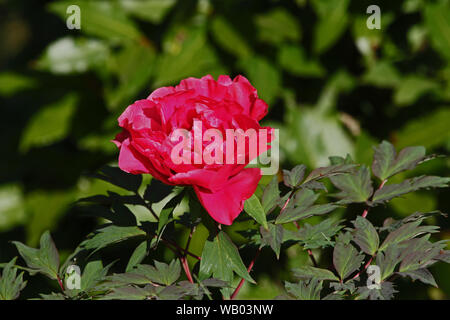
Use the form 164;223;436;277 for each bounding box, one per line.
362;179;387;219
230;248;261;300
57;275;64;292
352;256;374;280
180;226;196;283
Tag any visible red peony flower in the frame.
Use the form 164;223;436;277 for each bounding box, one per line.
113;75;273;225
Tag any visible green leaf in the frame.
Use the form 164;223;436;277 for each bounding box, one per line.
292;266;339;282
36;37;109;74
126;240;149;272
276;189;337;224
134;260;181;285
260;223;284;259
0;72;36;97
93;165;142;192
20;94;78;152
153;28;221;87
425;3;450;60
278;45;325;77
199;231;255;298
330;165;373;204
102;285;155;300
376;245;401;281
285;279;322;300
244;194;268;229
105;43;155;110
12;231;60;280
49;0;142;43
211;16;252;58
397;268;437;287
81;225;146;253
239;55;281;105
255;8;301;45
356;281;397;300
312;0;349;53
0;258;27;300
282;165;306;188
379;220;439;252
371;176;450;205
372;141;426;180
333;242;364;280
81;260;115;292
261;176;280;214
303;164;357;184
394;76;437;106
284;218;343;249
119;0;175;24
395;108;450;150
398;237;445;272
352;216;379;255
362;61;401;88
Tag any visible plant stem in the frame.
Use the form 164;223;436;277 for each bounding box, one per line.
230;248;261;300
352;256;374;280
293;221;318;267
230;189;296;300
362;179;387;218
57;275;64;292
180;226;196;283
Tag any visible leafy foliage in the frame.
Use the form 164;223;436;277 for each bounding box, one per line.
1;0;450;300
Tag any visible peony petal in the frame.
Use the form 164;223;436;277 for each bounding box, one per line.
194;168;261;225
118;138;152;174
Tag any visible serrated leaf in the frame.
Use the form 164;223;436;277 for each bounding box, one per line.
333;242;364;280
0;258;27;300
276;189;337;224
330;166;373;204
376;245;401;281
284;218;343;249
199;231;255;298
126;240;149;272
372;141;426;180
134;260;181;286
293;266;339;282
102;285;155;300
356;281;397;300
81;225;146;253
303;164;357;184
352;216;379;255
244;194;268;229
285;279;322;300
372;176;450;205
261;176;280;214
283;165;306;188
81;260;115;292
398;268;437;287
12;231;60;280
379;220;439;252
260;224;284;259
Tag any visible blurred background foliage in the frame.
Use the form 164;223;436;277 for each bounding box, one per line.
0;0;449;299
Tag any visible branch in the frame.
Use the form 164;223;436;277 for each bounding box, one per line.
362;179;387;218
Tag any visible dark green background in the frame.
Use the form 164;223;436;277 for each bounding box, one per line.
0;0;449;299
